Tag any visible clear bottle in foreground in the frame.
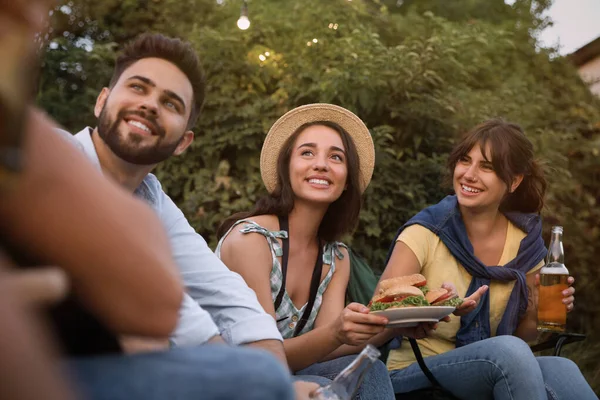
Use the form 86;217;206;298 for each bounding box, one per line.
310;344;381;400
537;226;569;332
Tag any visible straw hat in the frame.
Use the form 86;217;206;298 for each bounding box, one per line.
260;103;375;194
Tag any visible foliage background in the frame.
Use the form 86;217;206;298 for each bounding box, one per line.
38;0;600;392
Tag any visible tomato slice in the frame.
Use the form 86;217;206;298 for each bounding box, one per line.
378;295;409;303
434;293;452;303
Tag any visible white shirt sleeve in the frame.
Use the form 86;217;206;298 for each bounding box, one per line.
159;192;283;346
53;128;85;152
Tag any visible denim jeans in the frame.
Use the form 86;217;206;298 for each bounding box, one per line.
295;354;395;400
67;345;295;400
389;336;598;400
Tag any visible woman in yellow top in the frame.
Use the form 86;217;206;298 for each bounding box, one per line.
381;119;596;399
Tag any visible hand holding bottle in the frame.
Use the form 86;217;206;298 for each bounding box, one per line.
537;226;573;332
294;381;320;400
330;303;388;346
535;273;575;312
310;345;381;400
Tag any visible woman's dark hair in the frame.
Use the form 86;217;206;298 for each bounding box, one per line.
218;121;362;242
445;118;547;214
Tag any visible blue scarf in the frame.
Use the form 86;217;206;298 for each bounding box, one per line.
385;195;546;347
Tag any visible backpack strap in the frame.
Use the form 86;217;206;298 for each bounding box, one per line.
273;216;290;311
408;338;460;399
275;215;323;336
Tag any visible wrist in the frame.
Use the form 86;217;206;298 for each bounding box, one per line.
328;322;344;346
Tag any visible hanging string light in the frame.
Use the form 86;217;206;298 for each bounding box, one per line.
237;0;250;30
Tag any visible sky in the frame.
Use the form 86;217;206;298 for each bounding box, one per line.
534;0;600;54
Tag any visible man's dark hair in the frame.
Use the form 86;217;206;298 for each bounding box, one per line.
109;33;205;129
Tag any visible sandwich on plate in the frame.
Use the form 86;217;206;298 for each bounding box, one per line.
369;274;463;311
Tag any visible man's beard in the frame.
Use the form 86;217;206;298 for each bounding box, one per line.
97;106;182;165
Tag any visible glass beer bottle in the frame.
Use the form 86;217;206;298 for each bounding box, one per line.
310;345;380;400
537;226;569;332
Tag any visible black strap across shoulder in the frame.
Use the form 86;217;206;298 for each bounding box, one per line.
274;215;323;336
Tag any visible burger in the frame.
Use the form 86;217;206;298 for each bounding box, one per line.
378;274;428;292
369;274;463;311
369;274;430;312
425;288;463;307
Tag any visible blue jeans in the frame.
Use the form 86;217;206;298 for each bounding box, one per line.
67;345;295;400
295;354;395;400
389;336;597;400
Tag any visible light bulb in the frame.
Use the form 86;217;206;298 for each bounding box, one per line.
237;15;250;30
237;0;250;30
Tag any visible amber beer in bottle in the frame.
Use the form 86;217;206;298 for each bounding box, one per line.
537;226;569;332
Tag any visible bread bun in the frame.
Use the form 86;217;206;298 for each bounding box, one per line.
379;274;426;292
374;285;423;302
431;290;457;305
425;288;448;304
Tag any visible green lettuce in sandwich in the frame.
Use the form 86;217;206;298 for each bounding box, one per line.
368;284;430;312
425;288;464;308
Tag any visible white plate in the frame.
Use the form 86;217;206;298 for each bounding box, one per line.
371;306;455;328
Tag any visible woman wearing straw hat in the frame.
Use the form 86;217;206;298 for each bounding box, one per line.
216;104;399;398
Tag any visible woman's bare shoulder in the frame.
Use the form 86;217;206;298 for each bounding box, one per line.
248;214;280;231
219;215;279;264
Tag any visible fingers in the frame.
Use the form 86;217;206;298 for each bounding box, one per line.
441;282;457;296
343;321;386;336
423;322;437;336
396;322;437;340
454;306;475;317
0;0;51;36
457;299;476;310
339;329;382;346
564;279;575;313
410;323;432;339
535;273;540;286
337;304;388;345
345;303;388;325
454;298;479;316
346;302;370;313
474;284;489;297
294;381;321;400
562;285;575;313
457;285;488;315
3;268;69;307
120;336;170;354
411;327;427;340
341;316;386;335
465;285;489;303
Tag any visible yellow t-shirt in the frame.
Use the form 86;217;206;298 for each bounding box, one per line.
386;222;543;371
